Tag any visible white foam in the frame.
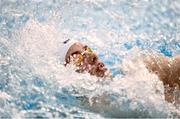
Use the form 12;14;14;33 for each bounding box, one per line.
12;20;178;117
0;92;12;100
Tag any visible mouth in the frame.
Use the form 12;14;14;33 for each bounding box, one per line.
98;67;108;77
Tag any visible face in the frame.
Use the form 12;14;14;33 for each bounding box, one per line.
76;52;107;77
66;43;108;77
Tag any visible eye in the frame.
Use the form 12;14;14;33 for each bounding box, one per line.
85;54;96;64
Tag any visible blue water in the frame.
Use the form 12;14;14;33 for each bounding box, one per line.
0;0;180;118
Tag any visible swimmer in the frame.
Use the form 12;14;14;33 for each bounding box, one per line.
62;39;179;104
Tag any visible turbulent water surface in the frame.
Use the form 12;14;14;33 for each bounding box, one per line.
0;0;180;118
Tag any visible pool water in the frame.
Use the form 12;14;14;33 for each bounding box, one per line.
0;0;180;118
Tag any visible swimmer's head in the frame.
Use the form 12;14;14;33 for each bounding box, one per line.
65;42;108;77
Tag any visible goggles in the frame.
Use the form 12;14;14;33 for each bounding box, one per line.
72;47;97;66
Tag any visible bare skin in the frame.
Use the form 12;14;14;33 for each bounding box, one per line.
144;55;180;104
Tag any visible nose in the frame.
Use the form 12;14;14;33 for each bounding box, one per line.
97;62;105;68
97;62;107;72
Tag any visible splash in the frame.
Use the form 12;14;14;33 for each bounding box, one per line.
7;20;178;118
0;0;180;118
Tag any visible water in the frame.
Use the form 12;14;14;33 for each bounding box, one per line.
0;0;180;118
